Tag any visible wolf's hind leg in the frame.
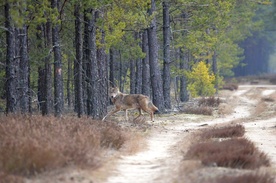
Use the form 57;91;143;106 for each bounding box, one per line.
134;108;143;120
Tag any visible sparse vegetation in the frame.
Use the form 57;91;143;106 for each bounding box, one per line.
214;173;275;183
222;83;239;91
199;97;221;107
183;106;213;115
0;115;129;176
185;138;270;169
182;96;220;116
200;125;245;139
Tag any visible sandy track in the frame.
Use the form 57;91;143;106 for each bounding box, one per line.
106;85;276;183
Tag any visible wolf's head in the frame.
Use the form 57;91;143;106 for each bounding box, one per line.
109;87;120;99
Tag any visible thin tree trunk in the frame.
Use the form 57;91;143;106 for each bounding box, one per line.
130;59;136;94
52;0;64;117
109;48;115;87
19;25;29;113
142;30;150;97
162;1;171;109
180;48;189;102
135;32;142;94
74;4;84;117
5;3;18;113
67;58;72;107
212;50;218;94
44;21;53;115
97;27;108;119
147;0;165;112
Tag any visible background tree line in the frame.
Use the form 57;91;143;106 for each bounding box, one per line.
0;0;273;118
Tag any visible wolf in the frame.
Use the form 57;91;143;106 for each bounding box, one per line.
102;87;159;122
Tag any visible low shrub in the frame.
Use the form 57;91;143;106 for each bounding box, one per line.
185;138;270;169
0;115;127;176
183;106;213;116
214;173;275;183
200;124;245;139
222;83;239;91
199;97;221;107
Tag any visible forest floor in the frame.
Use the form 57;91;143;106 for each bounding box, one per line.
102;84;276;183
27;82;276;183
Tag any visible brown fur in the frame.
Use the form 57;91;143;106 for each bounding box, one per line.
102;87;159;122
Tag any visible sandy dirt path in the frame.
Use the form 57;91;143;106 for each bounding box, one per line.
106;85;276;183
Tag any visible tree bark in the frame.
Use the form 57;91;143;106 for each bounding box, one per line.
162;1;171;109
44;21;53;115
212;50;218;94
52;0;64;117
74;4;84;117
180;48;189;102
97;27;108;119
130;59;136;94
67;58;72;107
19;25;29;113
109;48;115;87
135;32;142;94
5;3;18;113
142;30;150;97
147;0;165;112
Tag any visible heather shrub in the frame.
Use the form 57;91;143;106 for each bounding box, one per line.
0;115;127;176
185;138;270;169
222;83;239;91
214;173;275;183
183;106;213;115
199;97;220;107
200;124;245;139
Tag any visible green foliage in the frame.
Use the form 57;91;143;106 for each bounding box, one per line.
185;61;216;97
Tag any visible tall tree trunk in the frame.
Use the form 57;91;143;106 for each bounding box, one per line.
19;25;29;113
97;27;108;119
74;4;84;117
109;48;115;87
85;9;102;119
162;1;171;109
130;59;136;94
212;50;218;94
83;11;89;115
52;0;64;117
180;48;189;102
44;21;53;115
136;58;142;94
119;50;123;91
67;58;72;107
147;0;165;112
135;32;142;94
5;3;18;113
142;30;150;97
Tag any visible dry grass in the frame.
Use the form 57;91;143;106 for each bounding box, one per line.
181;97;221;116
199;97;220;107
0;115;129;176
200;125;245;139
183;106;213;115
214;172;275;183
222;83;239;91
185;138;270;169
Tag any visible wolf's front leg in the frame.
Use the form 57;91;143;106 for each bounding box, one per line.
102;107;121;121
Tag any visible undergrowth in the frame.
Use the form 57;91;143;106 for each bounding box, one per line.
0;115;128;176
185;138;270;169
184;124;270;171
200;124;245;139
214;172;275;183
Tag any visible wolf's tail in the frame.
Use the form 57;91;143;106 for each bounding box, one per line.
149;102;159;112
